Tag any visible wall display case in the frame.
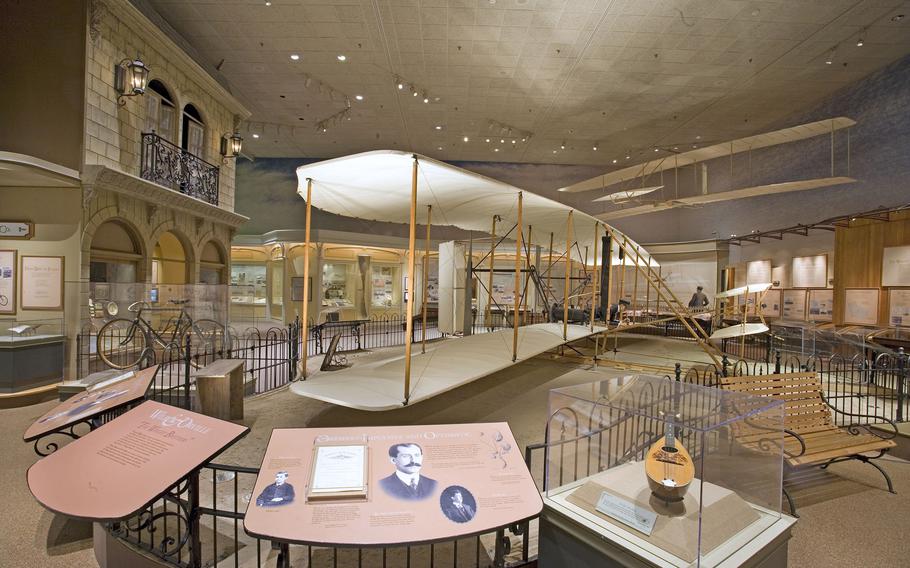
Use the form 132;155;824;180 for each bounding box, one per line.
371;265;396;307
781;288;807;320
888;289;910;327
760;289;781;318
230;263;266;305
542;375;786;568
0;318;66;392
21;255;64;310
322;262;354;308
807;288;834;322
0;249;16;315
791;254;827;288
844;288;879;326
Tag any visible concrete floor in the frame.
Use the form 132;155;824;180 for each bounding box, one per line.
2;335;908;567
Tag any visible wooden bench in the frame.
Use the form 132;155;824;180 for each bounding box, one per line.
719;371;897;515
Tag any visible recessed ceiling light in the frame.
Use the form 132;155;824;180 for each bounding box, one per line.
397;82;404;90
423;95;429;103
252;133;260;139
437;146;443;150
695;135;701;140
500;138;505;143
560;143;566;149
290;54;300;61
355;95;364;100
625;155;630;159
654;148;659;152
485;138;490;143
265;1;271;5
494;148;500;152
435;125;443;130
593;145;598;151
511;140;516;144
856;37;864;47
673;146;678;150
413;91;418;97
612;159;617;163
337;54;347;61
552;150;557;154
521;137;527;142
463;136;469;142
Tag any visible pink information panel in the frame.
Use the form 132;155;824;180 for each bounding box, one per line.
24;366;159;442
244;423;542;546
28;400;248;521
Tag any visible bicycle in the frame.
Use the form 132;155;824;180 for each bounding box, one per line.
96;299;229;370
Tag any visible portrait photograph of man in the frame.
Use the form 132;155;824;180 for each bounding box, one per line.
255;471;295;507
379;442;437;500
440;486;477;523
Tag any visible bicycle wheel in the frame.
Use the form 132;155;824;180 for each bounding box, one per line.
97;318;149;369
193;319;230;353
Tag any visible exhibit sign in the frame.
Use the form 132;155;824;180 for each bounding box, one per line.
21;255;64;310
781;289;807;320
745;259;772;286
0;249;16;315
244;423;543;546
844;288;880;326
27;400;248;521
807;289;834;322
889;289;910;327
23;366;158;442
760;289;781;318
0;220;33;239
791;255;827;288
882;246;910;287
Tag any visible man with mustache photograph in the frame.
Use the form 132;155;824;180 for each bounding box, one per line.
378;442;438;500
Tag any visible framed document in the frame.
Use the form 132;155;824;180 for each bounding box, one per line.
745;259;772;286
792;255;827;288
0;249;16;315
21;255;64;311
781;288;807;320
291;277;312;302
844;288;879;326
760;289;781;318
889;289;910;327
307;443;369;501
882;246;910;286
807;289;834;322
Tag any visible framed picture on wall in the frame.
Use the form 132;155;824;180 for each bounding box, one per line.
0;250;16;315
760;289;781;318
807;288;834;322
792;254;827;288
745;259;772;285
882;245;910;286
21;255;65;311
889;289;910;327
291;277;313;302
781;288;807;320
844;288;880;326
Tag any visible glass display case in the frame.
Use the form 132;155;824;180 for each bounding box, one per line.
231;263;267;305
322;262;354;308
0;318;66;392
542;375;786;568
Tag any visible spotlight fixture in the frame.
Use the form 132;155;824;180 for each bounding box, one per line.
398;82;404;90
695;135;701;140
654;148;659;152
521;137;527;142
593;143;598;151
485;138;490;143
500;138;504;143
560;142;566;149
437;146;443;150
463;136;469;142
612;159;617;163
423;94;429;103
625;155;630;159
494;148;500;152
435;125;443;130
856;38;864;47
355;94;364;100
337;54;347;61
265;1;271;5
891;14;904;22
114;54;150;105
511;140;516;144
290;54;300;61
552;150;557;154
413;90;418;97
252;133;260;139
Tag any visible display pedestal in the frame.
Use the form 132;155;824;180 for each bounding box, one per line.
194;359;245;420
0;334;65;392
539;462;796;568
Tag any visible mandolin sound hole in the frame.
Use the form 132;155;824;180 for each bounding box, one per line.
661;446;678;453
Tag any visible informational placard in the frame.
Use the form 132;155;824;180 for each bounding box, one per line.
21;255;64;310
745;259;772;286
781;289;807;320
844;288;879;326
24;366;158;442
889;289;910;327
760;289;781;318
244;423;543;547
0;249;16;315
792;255;827;288
0;221;33;239
807;289;834;322
308;444;368;500
595;491;657;536
882;246;910;287
291;276;312;302
27;400;248;521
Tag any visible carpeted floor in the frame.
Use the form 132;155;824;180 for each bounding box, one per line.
2;336;908;567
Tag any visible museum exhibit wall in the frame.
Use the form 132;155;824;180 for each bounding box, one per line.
0;0;86;171
728;233;835;290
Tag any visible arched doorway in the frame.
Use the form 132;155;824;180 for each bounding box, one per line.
145;79;176;142
200;241;226;285
89;220;144;319
181;103;205;159
152;231;188;286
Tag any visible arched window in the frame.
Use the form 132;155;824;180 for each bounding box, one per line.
145;80;175;142
152;231;188;285
90;220;143;283
200;241;226;285
181;103;205;159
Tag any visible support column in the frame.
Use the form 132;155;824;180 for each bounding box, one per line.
403;157;418;404
563;211;573;341
486;215;498;331
591;222;599;333
295;177;313;380
422;205;432;354
512;192;523;362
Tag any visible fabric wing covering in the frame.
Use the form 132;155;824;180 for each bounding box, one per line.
296;150;655;266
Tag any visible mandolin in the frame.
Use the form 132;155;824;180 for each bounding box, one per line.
645;412;695;503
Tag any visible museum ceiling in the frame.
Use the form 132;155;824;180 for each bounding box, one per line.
142;0;910;166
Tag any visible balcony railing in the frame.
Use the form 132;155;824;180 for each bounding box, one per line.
140;132;220;205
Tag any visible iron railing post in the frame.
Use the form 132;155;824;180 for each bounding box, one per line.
721;354;729;377
898;347;906;422
188;469;201;568
184;334;192;410
775;350;781;374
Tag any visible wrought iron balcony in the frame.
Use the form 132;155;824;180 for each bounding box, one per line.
140;132;220;205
